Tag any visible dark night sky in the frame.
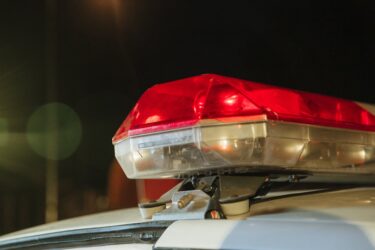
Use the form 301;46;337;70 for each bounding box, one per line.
1;0;375;197
58;0;375;99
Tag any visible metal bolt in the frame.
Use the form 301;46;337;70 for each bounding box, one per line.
177;194;194;209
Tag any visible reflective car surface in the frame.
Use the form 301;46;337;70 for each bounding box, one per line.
1;185;375;249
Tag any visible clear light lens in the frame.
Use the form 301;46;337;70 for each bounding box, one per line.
115;120;375;178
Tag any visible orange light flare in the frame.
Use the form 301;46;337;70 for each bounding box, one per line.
145;115;161;124
86;0;124;28
223;94;240;106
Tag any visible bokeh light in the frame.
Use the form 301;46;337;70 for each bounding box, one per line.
27;103;82;160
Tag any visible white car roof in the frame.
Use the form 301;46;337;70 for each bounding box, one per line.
0;207;145;242
1;187;375;249
156;187;375;249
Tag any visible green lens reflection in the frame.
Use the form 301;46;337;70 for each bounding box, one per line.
27;103;82;160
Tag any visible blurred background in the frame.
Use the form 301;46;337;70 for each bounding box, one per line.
0;0;374;235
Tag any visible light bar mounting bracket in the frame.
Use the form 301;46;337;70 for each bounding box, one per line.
138;175;269;220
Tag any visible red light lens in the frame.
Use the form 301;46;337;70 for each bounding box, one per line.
201;83;262;119
113;74;375;142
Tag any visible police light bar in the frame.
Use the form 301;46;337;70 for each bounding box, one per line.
113;74;375;179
